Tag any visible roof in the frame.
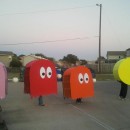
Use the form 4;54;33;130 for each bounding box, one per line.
107;51;126;56
0;51;14;55
21;55;46;60
126;48;130;51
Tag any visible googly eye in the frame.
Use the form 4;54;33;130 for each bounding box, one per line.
84;73;89;83
46;67;52;78
40;67;45;79
78;73;83;84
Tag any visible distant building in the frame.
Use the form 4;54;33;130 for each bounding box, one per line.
87;61;96;64
106;51;126;63
0;51;14;67
126;48;130;57
20;55;46;66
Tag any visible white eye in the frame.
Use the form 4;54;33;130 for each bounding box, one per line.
47;67;52;78
40;67;45;79
84;73;89;83
78;73;83;84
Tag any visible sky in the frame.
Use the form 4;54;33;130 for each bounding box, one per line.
0;0;130;60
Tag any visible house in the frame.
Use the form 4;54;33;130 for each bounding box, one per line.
0;51;14;67
20;55;46;66
106;51;126;63
126;48;130;57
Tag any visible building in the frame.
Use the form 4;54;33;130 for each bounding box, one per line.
126;48;130;57
20;55;46;66
0;51;14;67
106;51;126;63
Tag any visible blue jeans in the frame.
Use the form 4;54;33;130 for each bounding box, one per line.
38;96;44;105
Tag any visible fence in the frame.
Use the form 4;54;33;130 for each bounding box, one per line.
87;63;115;74
7;63;116;74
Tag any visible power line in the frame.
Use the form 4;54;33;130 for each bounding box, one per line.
0;5;95;16
0;36;89;46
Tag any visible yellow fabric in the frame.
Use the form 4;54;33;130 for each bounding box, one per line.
113;58;130;85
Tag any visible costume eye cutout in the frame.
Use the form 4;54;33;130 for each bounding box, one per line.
47;67;52;78
40;67;45;79
84;73;89;83
78;73;83;84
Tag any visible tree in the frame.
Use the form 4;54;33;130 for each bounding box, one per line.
95;56;106;64
10;56;22;67
80;59;88;65
61;54;79;64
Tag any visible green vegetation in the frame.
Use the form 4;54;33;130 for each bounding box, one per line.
8;72;19;79
60;54;80;64
96;74;115;81
10;56;22;67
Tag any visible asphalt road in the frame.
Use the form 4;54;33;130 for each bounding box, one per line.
0;81;130;130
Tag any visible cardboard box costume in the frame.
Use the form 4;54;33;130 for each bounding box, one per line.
62;66;94;99
0;62;8;99
24;59;57;97
113;57;130;85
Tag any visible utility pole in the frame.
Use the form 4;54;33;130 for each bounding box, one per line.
96;4;102;73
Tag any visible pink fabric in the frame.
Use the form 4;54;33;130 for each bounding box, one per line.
0;62;8;99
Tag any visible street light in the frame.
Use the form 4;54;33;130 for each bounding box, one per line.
96;4;102;73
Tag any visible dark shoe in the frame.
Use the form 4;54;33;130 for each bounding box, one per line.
40;104;47;106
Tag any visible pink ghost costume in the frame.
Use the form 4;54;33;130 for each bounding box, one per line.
0;62;8;99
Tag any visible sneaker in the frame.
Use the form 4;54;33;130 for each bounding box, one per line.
118;96;123;100
121;98;127;101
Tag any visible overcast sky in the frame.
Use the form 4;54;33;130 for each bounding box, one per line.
0;0;130;60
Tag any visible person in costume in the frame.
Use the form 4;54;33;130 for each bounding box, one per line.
24;59;57;106
113;57;130;100
62;66;94;103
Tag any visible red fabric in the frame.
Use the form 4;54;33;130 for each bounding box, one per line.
24;59;57;97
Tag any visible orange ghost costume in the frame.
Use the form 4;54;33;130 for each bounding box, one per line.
62;66;94;99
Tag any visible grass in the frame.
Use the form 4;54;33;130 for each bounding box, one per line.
8;72;19;79
96;74;115;81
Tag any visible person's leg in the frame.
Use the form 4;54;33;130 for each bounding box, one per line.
79;98;82;103
76;98;79;103
122;85;128;99
76;98;82;103
38;96;44;105
119;83;124;98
